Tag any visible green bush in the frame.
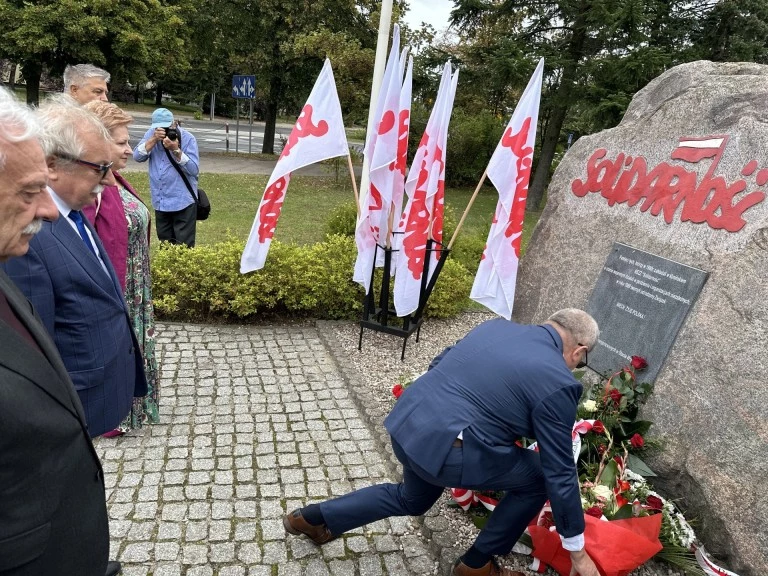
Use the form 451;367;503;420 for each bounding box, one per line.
450;231;487;275
445;109;505;187
151;234;471;321
324;201;358;238
423;258;474;318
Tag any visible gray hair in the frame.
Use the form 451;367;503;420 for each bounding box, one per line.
547;308;600;350
37;94;111;167
0;86;43;173
63;63;111;91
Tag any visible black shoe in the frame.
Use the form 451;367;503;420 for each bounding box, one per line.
105;561;122;576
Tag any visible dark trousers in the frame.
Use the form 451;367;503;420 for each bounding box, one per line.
155;204;197;247
318;438;548;556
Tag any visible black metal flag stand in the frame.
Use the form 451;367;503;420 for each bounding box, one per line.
358;237;450;360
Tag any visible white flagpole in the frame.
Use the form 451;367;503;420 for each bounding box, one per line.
359;0;393;212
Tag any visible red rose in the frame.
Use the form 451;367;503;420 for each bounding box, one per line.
630;433;645;448
392;384;404;399
613;455;625;469
540;511;556;529
617;480;630;493
585;506;603;519
609;388;622;405
616;494;629;509
646;495;663;510
631;355;648;370
592;420;606;434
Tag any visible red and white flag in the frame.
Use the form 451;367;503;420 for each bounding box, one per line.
470;58;544;319
670;136;727;163
353;25;402;292
393;63;458;316
241;59;349;273
392;55;413;239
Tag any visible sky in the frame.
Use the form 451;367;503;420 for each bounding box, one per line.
402;0;455;32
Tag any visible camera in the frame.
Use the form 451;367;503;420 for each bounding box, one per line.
165;127;178;141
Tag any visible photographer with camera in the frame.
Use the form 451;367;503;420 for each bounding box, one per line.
133;108;200;247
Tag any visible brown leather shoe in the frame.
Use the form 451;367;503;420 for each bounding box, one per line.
451;558;525;576
283;509;334;545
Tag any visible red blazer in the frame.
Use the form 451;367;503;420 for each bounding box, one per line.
82;172;149;292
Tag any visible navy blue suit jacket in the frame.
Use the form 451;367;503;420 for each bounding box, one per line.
384;318;585;538
2;213;147;437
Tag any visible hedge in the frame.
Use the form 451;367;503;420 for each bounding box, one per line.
152;234;474;321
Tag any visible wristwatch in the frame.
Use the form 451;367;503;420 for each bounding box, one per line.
172;149;182;158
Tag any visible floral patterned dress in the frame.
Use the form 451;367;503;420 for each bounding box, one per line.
119;186;159;429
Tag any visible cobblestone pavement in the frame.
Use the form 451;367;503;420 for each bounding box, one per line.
95;322;438;576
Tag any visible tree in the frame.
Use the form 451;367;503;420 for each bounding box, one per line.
0;0;186;105
450;0;724;210
692;0;768;63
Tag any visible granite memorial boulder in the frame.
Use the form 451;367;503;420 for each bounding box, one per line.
514;60;768;575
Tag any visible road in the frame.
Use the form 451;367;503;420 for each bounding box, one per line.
128;115;281;155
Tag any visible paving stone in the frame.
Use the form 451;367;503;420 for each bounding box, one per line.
154;542;180;561
218;567;246;576
120;542;152;562
346;535;370;553
329;560;355;576
262;541;288;564
290;537;320;559
304;558;331;576
237;542;262;563
153;564;182;576
210;542;236;562
383;554;410;576
261;518;286;541
234;521;257;541
98;323;440;575
358;555;384;576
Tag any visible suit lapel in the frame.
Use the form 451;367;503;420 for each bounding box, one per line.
0;272;84;422
50;216;123;306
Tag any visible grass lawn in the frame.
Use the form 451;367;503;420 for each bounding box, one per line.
122;171;541;255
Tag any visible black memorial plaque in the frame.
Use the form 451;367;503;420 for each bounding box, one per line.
585;243;708;383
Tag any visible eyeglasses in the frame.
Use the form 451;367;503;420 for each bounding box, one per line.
576;343;588;369
56;154;113;178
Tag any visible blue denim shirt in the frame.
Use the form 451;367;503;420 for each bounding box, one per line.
133;126;200;212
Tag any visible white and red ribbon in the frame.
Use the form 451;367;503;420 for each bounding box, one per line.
694;545;741;576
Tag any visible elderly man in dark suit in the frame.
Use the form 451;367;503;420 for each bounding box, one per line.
0;87;113;575
284;310;602;576
2;96;147;438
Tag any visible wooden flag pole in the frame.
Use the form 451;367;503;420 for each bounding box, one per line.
447;168;489;250
385;202;396;248
346;154;360;216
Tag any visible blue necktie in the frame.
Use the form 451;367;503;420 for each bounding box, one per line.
68;210;96;256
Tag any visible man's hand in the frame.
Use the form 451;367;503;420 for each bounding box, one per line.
144;128;167;152
569;549;600;576
162;137;180;153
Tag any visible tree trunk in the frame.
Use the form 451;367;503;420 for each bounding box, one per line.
21;61;42;105
527;8;589;211
9;63;18;91
155;84;162;106
261;43;283;155
134;84;140;104
528;99;569;210
262;99;278;155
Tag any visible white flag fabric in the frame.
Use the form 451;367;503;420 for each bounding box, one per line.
392;55;413;242
393;63;458;316
470;58;544;319
241;59;349;273
353;25;402;292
